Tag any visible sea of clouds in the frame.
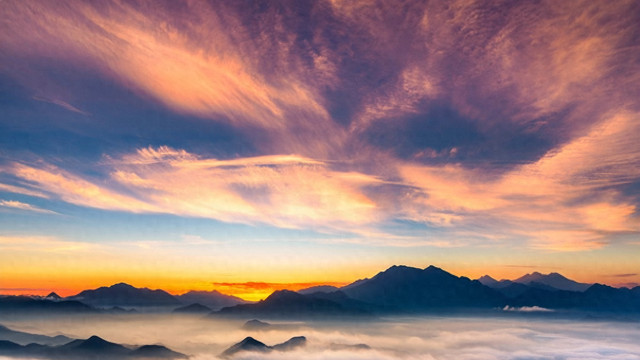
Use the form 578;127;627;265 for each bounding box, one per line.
2;313;640;360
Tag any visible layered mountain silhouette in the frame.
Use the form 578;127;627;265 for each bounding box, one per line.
3;265;639;318
215;289;372;318
175;290;246;310
478;272;591;293
0;296;94;314
340;265;505;311
69;283;180;308
220;336;306;358
0;332;187;359
211;265;640;316
0;324;72;346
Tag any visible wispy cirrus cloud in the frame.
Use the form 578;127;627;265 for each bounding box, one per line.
0;200;57;215
1;147;382;233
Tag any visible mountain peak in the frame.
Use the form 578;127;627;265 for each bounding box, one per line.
45;292;61;299
477;275;499;286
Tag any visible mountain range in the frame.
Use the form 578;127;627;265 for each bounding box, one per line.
478;272;592;294
0;325;186;359
2;265;639;317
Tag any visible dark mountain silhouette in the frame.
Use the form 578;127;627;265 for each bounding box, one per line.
477;275;499;287
329;343;371;351
176;290;246;310
271;336;306;351
220;336;306;358
0;324;72;346
106;306;138;314
59;335;131;355
69;283;180;307
297;285;339;295
172;302;212;314
341;265;505;311
0;340;24;355
220;336;270;358
45;292;62;301
0;295;95;314
242;319;272;330
508;283;640;312
492;282;532;298
129;344;188;359
0;334;187;359
514;272;591;292
215;289;371;318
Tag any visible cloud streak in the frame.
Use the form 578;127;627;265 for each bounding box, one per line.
0;200;57;214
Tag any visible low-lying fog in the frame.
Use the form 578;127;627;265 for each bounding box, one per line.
2;313;639;359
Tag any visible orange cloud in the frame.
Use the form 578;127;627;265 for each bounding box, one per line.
1;0;339;157
6;162;156;213
2;148;382;233
399;111;640;251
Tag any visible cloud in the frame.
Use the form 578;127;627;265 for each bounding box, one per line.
608;274;638;278
0;183;49;199
20;315;640;360
0;0;341;156
1;0;639;254
398;110;640;251
32;96;90;116
502;305;553;313
0;200;57;214
1;147;382;234
3;162;156;213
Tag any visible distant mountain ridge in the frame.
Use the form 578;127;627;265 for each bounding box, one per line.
176;290;246;310
69;283;180;308
478;272;591;292
215;289;372;318
514;272;591;292
2;266;639;317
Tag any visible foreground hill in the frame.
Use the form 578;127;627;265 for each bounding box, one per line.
69;283;180;308
220;336;306;358
0;333;187;359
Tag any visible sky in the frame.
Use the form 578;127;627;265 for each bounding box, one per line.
1;0;639;301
